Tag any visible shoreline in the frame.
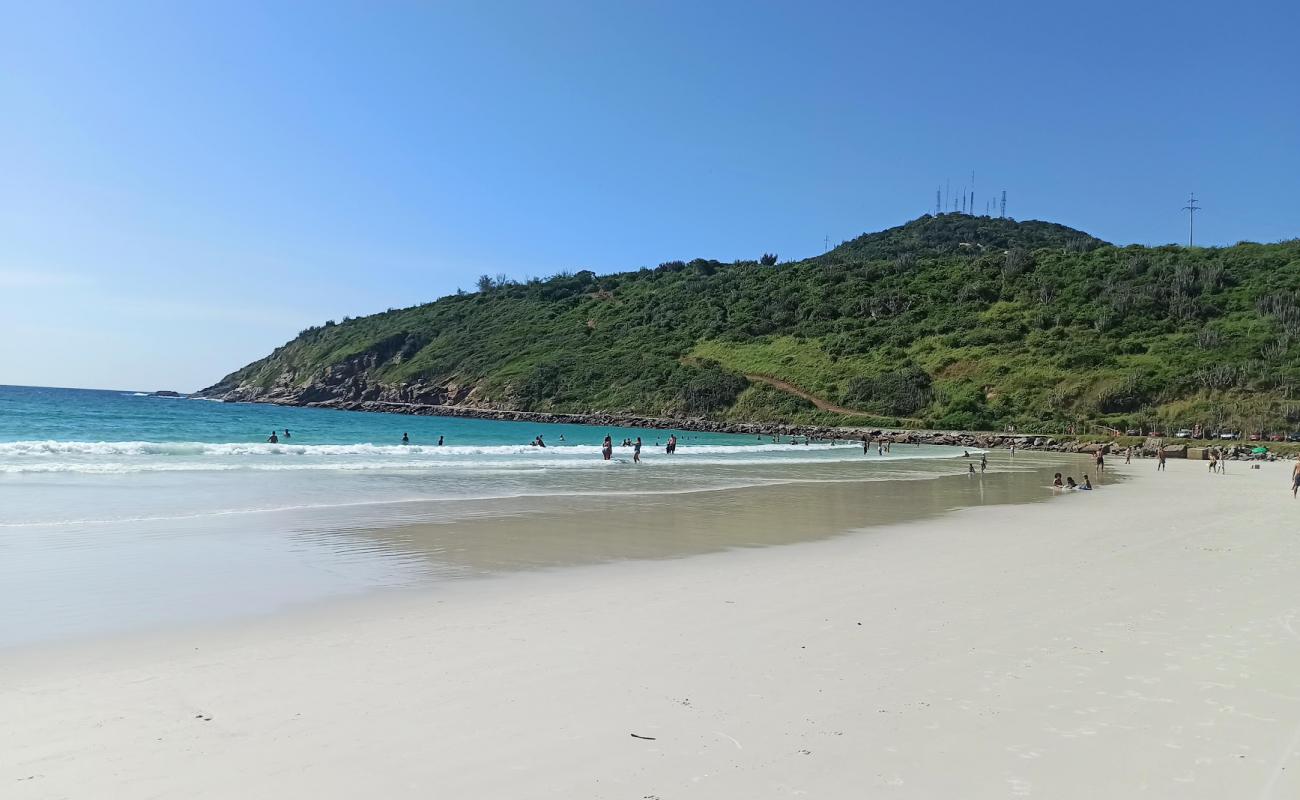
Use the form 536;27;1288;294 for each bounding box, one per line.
203;393;1238;458
6;460;1300;797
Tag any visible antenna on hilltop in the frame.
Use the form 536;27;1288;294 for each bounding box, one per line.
1182;193;1201;247
1000;190;1007;219
936;187;941;215
824;234;830;252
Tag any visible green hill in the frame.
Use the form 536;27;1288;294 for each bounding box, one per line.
202;214;1300;433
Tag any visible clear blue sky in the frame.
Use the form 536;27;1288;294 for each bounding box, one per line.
2;1;1297;391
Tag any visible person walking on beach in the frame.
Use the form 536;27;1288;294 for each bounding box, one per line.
1094;449;1105;473
267;430;279;443
1125;446;1132;465
602;435;613;461
633;437;642;464
1157;448;1167;471
1291;461;1300;498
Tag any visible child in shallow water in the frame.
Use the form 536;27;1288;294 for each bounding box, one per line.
1065;476;1078;489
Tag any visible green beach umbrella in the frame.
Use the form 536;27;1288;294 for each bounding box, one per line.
1251;446;1268;454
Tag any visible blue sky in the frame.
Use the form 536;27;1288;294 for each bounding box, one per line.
1;1;1297;391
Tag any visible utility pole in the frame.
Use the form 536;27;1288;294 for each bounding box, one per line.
824;234;830;252
1182;193;1201;247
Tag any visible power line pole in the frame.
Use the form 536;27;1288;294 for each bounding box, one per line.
1182;193;1201;247
824;234;830;252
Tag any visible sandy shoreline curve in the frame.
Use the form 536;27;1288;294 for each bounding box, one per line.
4;459;1300;798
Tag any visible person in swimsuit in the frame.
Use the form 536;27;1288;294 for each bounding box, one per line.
633;437;642;463
1082;474;1093;490
437;435;444;446
602;435;613;461
283;429;291;439
1157;449;1166;471
1065;476;1078;489
980;453;988;473
1291;461;1300;498
1094;449;1105;473
267;430;279;443
1053;472;1064;488
402;432;409;444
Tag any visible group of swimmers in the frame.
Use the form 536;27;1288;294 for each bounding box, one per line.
399;433;444;445
863;437;893;455
963;451;990;475
1053;472;1095;491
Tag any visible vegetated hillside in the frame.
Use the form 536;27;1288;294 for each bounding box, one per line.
203;213;1300;433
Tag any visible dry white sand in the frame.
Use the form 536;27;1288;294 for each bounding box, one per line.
4;458;1300;798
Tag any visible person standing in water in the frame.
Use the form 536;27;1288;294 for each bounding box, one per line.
602;435;613;461
1157;448;1166;471
633;437;642;463
666;434;677;455
267;430;279;443
980;453;988;473
1094;449;1105;473
437;435;444;446
283;429;291;439
401;432;409;444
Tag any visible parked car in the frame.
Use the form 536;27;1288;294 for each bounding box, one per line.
1125;428;1142;436
1219;432;1238;440
1269;433;1286;442
1150;431;1166;437
1249;432;1262;441
1287;432;1300;442
1174;429;1193;438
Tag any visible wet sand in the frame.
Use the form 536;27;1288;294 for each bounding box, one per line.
0;452;1091;647
9;459;1297;798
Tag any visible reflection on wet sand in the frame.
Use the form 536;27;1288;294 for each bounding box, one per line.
332;454;1106;576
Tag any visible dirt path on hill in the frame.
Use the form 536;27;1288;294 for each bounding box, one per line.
744;374;863;415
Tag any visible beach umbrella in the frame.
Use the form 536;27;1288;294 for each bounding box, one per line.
1251;446;1268;454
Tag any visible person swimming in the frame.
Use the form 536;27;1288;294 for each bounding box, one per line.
283;429;291;439
267;430;279;443
401;432;409;444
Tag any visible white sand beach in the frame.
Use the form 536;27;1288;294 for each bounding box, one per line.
4;458;1300;799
